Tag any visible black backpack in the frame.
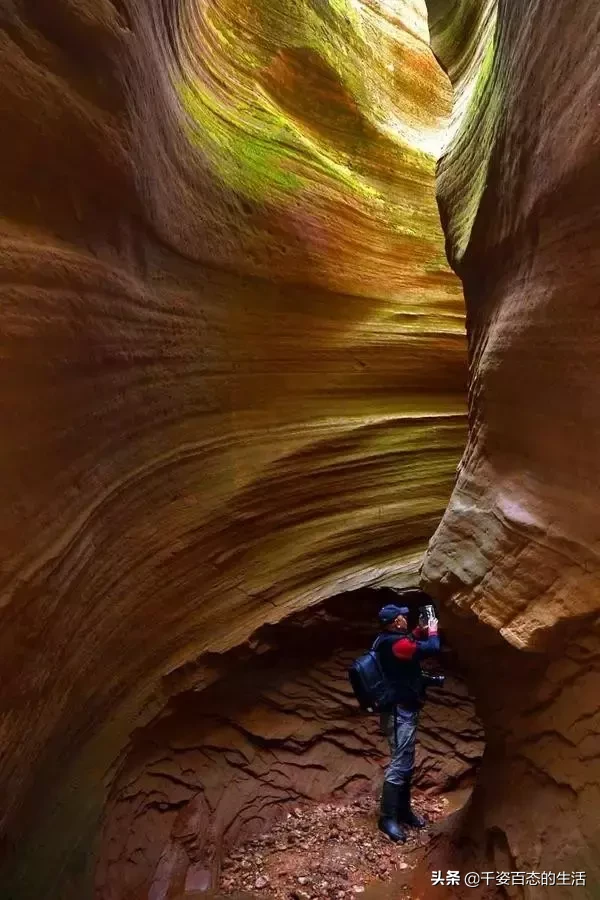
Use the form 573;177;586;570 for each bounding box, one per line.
348;637;395;713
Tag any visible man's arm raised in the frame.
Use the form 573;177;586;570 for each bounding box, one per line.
391;618;440;661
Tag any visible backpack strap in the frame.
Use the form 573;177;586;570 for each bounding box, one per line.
372;633;388;652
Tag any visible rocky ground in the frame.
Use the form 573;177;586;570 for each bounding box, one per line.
219;792;449;899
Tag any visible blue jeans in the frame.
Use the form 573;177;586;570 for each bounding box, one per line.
380;706;418;785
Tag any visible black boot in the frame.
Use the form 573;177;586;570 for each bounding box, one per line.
377;781;407;843
397;778;426;828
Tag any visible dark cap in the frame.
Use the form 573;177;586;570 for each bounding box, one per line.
378;604;409;625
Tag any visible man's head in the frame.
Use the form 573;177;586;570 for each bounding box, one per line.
378;604;409;632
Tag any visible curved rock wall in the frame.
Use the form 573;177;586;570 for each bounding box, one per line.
0;2;465;897
422;0;600;886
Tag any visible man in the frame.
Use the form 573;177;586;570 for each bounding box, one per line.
374;599;440;843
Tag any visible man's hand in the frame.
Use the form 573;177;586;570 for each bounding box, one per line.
395;616;440;661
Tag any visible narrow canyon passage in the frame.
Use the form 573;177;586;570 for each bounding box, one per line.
0;1;467;897
1;0;600;899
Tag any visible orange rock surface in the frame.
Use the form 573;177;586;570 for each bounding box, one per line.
421;0;600;888
0;1;464;897
95;596;482;897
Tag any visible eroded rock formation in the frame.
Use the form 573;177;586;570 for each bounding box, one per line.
0;2;465;898
10;0;598;893
95;594;482;898
420;0;600;889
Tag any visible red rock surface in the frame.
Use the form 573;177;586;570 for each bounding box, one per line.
9;0;600;894
95;595;483;898
218;795;448;899
419;0;600;890
0;1;466;897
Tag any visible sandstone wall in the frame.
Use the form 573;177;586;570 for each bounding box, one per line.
0;2;465;897
421;0;600;889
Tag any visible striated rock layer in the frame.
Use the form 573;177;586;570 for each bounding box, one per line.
422;0;600;889
96;595;482;899
0;1;464;897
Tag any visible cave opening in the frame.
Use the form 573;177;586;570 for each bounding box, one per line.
96;589;483;899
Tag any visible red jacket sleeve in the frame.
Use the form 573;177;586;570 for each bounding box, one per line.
391;637;417;660
392;632;440;661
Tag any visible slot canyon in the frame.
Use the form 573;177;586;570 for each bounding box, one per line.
0;1;598;899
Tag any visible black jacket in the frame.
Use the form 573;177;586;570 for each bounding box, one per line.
374;628;440;711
